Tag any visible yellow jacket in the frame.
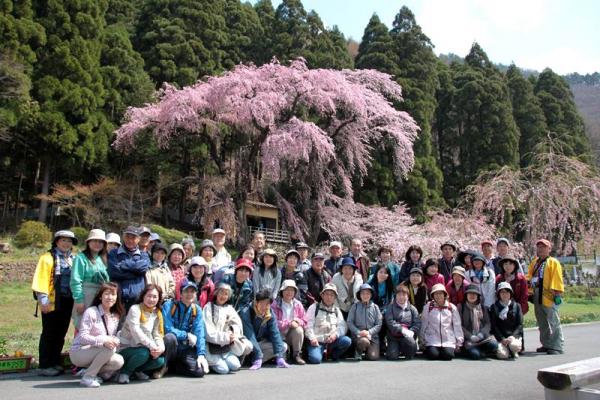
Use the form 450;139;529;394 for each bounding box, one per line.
31;252;57;311
527;256;564;307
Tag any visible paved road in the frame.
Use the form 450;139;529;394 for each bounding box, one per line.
2;323;599;400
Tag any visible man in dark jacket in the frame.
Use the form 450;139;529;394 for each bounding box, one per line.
325;241;344;276
240;289;289;370
306;252;332;306
108;226;151;311
438;241;458;282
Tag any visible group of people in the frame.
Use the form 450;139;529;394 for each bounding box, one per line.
31;226;565;388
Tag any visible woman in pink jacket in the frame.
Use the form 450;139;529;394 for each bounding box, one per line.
420;283;464;360
271;279;307;365
69;282;125;387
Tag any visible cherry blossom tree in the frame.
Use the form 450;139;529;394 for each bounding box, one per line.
114;58;420;242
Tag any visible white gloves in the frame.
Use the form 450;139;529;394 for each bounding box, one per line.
197;355;209;373
187;333;197;347
402;328;415;338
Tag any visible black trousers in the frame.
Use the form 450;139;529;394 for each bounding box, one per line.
425;346;455;361
39;296;73;369
163;333;204;377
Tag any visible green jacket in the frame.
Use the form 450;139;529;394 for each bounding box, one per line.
70;252;109;303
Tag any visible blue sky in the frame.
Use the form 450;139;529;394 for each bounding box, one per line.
266;0;599;74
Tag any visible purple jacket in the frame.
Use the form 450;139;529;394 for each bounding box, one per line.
271;297;307;334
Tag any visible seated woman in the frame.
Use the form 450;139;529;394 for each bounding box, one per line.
402;267;428;314
253;248;282;301
223;258;255;312
161;281;208;378
385;284;421;360
446;266;469;306
117;284;166;383
271;280;307;365
423;258;446;293
458;284;498;360
347;283;382;361
305;283;352;364
240;289;290;370
186;256;215;308
490;282;524;359
420;284;463;360
69;282;124;387
203;283;253;374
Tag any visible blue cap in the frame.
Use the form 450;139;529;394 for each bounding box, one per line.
180;280;198;293
341;257;356;269
358;283;374;296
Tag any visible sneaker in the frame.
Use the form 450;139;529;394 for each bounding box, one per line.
293;354;306;365
547;349;564;355
152;365;168;379
118;374;130;384
134;371;150;381
39;367;61;377
512;352;519;359
75;368;87;377
80;376;100;388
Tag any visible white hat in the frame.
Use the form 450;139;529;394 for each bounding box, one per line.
189;256;209;268
212;228;226;236
329;241;342;249
86;229;106;243
106;233;121;245
279;279;298;293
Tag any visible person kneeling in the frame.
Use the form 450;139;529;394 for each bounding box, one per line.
271;280;308;365
347;284;382;361
458;284;498;360
385;284;421;360
161;280;209;377
203;283;253;374
240;289;290;370
305;283;351;364
490;282;524;359
420;284;464;360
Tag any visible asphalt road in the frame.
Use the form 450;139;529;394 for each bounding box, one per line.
1;323;599;400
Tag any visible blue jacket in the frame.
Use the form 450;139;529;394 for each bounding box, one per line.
325;256;343;276
108;246;150;304
162;300;206;357
240;305;285;362
222;274;254;312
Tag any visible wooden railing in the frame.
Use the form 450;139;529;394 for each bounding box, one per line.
248;226;290;244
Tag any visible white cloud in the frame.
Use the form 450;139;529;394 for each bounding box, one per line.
518;47;600;74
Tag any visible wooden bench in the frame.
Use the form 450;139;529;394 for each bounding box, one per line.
538;357;600;399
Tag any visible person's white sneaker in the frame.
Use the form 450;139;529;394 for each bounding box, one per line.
118;373;130;384
80;376;100;388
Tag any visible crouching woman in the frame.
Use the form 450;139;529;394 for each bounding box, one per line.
420;284;463;360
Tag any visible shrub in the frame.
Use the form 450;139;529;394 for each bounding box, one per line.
69;227;88;246
13;221;52;249
149;224;189;246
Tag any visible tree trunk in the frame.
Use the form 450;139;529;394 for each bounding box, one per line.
38;158;51;223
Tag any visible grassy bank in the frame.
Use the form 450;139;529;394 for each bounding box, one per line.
1;282;599;358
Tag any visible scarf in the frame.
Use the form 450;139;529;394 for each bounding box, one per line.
465;302;483;334
140;304;165;336
498;300;511;320
504;273;515;283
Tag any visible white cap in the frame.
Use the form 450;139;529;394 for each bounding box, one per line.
212;228;226;236
106;233;121;245
329;241;342;249
86;229;106;243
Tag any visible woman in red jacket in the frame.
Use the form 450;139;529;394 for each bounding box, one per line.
495;256;529;315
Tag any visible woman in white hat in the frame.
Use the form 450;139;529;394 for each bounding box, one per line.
202;283;253;374
106;233;121;253
490;282;524;359
187;256;215;308
70;229;109;327
271;279;307;365
420;283;464;360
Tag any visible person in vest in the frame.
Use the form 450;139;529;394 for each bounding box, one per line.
420;284;464;360
69;282;124;387
347;283;383;361
402;267;429;314
296;242;312;272
240;289;290;370
399;245;424;284
32;230;77;376
458;284;498;360
305;283;351;364
465;253;496;308
305;252;332;306
70;229;109;328
161;280;208;378
325;241;344;276
223;258;255;312
145;242;175;302
253;248;282;301
527;239;564;354
117;284;165;383
385;283;421;360
271;280;307;365
108;226;151;312
203;283;253;374
332;257;363;319
490;282;524;359
446;266;469;306
438;241;459;282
